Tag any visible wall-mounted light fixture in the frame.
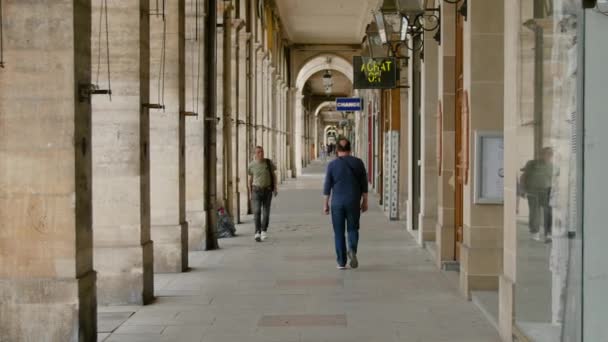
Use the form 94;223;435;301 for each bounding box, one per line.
322;70;333;96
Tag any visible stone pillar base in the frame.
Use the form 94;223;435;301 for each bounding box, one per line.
418;214;437;245
499;275;515;342
187;210;205;251
152;222;189;273
459;243;501;299
435;221;456;269
95;241;154;305
239;192;249;221
0;271;97;342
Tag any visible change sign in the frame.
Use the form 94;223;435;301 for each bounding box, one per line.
353;56;397;89
336;97;363;111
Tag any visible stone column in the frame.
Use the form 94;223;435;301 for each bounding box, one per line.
150;0;188;273
281;84;288;180
255;46;264;146
459;0;505;298
398;74;410;223
419;28;440;245
313;112;319;161
435;2;458;268
263;55;271;153
237;30;251;220
0;1;96;340
406;46;419;225
270;67;278;163
303;113;309;167
499;0;519;339
285;85;291;178
276;80;282;176
92;0;153;305
294;92;304;176
287;88;296;178
221;14;235;219
185;0;206;251
215;20;226;211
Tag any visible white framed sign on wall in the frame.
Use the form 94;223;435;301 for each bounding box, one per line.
474;131;504;204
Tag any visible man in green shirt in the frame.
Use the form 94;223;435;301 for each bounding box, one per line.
520;147;555;241
248;146;277;242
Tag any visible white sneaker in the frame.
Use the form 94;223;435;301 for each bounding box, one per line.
336;265;347;270
254;233;261;242
531;232;542;241
261;231;267;241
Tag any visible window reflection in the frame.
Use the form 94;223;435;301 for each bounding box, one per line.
515;0;582;341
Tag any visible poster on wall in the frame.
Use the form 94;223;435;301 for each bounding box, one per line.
474;131;504;204
353;56;397;89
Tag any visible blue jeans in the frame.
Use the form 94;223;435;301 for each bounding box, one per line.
330;203;360;267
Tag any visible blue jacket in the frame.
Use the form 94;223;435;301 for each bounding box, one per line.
323;156;369;207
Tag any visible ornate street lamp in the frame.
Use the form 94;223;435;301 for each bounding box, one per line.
372;0;470;54
373;0;439;55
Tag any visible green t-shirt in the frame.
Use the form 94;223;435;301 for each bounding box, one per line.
248;159;276;188
523;159;555;191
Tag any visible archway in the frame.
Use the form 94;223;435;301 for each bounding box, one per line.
312;101;338;160
293;54;353;176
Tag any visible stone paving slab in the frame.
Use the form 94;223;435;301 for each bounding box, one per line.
100;161;501;342
259;314;347;327
98;312;135;333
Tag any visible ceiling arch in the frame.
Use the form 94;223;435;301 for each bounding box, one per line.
295;54;353;92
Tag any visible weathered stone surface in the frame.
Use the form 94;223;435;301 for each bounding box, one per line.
150;0;188;272
185;0;206;251
91;0;154;306
152;223;189;273
0;1;95;340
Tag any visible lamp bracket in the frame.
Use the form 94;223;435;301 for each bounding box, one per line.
79;83;112;102
142;103;165;110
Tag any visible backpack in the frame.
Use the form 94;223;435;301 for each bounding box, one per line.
265;158;275;190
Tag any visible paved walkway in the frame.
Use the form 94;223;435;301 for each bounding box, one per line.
99;160;501;342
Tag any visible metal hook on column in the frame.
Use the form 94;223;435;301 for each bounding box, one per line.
142;103;165;110
204;116;221;124
181;111;198;117
79;83;112;103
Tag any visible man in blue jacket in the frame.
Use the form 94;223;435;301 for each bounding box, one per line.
323;138;368;269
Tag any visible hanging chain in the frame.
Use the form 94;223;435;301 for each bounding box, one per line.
196;0;202;117
190;0;197;113
94;0;112;100
157;3;167;110
0;0;5;68
145;0;166;110
104;0;111;98
184;0;202;117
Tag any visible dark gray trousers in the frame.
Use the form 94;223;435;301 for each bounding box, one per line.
527;188;552;234
252;188;273;233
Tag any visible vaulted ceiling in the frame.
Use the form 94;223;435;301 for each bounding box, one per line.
274;0;381;44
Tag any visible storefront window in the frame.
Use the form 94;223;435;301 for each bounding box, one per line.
515;0;582;341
